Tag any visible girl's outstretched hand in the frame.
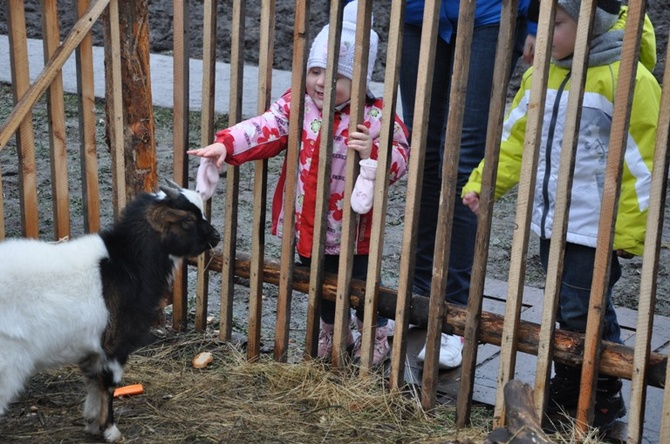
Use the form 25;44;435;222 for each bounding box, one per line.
462;191;480;214
187;142;228;169
347;124;373;160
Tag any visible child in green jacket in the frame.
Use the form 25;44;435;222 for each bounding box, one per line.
462;0;661;430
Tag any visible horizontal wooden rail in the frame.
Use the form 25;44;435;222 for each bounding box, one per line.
188;250;667;388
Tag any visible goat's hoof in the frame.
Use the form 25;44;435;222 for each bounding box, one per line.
103;424;123;442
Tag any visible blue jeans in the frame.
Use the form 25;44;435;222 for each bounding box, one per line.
298;255;388;327
400;22;526;305
539;239;623;343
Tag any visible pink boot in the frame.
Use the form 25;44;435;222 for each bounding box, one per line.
353;319;390;365
318;320;354;359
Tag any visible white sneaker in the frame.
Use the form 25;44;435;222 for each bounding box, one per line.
417;333;463;369
385;319;395;336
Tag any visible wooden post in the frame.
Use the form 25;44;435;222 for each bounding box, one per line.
104;0;156;201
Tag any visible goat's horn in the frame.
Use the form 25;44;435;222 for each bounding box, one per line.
165;179;181;190
160;180;182;200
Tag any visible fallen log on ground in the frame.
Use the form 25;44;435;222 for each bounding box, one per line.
188;251;667;388
484;379;553;444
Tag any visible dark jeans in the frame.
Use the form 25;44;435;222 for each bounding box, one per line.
539;239;623;343
400;22;526;305
297;254;388;327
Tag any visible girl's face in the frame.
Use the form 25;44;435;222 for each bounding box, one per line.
552;7;578;60
305;67;352;110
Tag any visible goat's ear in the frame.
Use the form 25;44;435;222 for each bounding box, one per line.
147;206;191;233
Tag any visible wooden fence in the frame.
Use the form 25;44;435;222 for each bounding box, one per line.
1;0;669;441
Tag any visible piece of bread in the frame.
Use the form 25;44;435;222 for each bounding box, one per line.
192;351;213;369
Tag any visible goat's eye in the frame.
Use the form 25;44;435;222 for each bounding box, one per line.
181;217;195;229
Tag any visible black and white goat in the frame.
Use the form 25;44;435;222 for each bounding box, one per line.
0;181;220;442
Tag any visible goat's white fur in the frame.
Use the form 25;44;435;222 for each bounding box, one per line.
0;236;113;416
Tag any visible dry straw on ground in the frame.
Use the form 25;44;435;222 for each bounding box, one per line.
0;331;484;443
0;331;610;444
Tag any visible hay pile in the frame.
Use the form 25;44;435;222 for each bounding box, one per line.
0;332;488;443
0;332;609;444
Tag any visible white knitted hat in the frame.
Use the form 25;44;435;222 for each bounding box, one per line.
306;0;379;88
557;0;621;37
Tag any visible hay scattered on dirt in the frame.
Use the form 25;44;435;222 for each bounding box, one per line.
1;332;489;443
0;331;612;444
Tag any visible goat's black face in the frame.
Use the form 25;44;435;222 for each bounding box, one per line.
149;192;221;258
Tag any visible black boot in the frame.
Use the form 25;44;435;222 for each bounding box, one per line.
547;362;581;414
593;376;626;430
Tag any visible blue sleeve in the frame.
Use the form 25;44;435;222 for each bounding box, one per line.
527;0;539;35
405;0;455;43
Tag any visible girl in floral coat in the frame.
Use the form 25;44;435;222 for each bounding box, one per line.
188;0;409;365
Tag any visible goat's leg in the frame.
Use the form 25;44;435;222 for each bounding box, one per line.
0;360;33;416
99;360;123;443
81;372;122;442
82;374;103;434
80;354;123;441
99;381;121;443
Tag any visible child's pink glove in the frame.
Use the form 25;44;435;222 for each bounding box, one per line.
195;157;221;201
351;158;377;214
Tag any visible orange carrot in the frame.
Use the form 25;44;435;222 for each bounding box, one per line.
113;384;144;397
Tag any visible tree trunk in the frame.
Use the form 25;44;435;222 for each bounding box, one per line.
103;0;156;201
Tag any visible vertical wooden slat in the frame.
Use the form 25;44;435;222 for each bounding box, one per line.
75;0;101;233
228;0;259;359
384;0;412;390
457;0;517;427
332;0;372;371
274;0;308;364
219;0;244;342
420;0;475;407
532;0;605;430
574;2;631;433
40;0;70;240
393;0;439;390
5;0;39;238
344;0;374;374
499;0;561;427
105;0;126;215
304;0;343;360
527;0;559;421
253;0;278;360
576;0;642;432
171;0;190;330
630;8;669;443
362;0;405;375
660;40;670;440
195;0;218;333
234;0;263;360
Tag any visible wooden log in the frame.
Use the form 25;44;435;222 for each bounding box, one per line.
484;379;552;444
188;251;667;388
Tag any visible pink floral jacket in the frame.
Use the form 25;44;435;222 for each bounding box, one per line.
216;89;410;257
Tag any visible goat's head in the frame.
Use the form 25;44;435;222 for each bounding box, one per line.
150;180;221;257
